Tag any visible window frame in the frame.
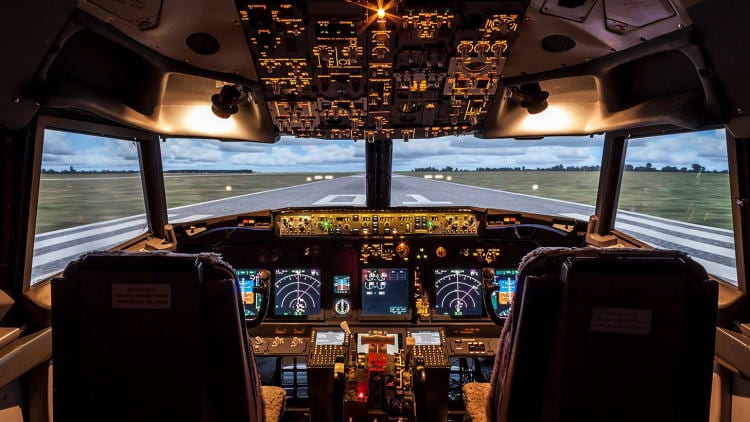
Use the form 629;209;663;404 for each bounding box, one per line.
24;116;160;291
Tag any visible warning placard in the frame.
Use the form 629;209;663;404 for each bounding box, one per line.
112;284;172;309
590;307;652;335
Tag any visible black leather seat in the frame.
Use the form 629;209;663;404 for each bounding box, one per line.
52;251;281;422
466;247;718;422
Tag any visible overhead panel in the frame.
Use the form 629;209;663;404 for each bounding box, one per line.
235;0;526;141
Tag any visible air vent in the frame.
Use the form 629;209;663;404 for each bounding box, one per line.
185;32;220;55
541;35;576;52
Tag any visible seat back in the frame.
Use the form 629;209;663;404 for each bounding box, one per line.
52;251;264;422
489;248;718;422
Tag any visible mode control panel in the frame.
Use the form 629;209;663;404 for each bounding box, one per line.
276;210;481;236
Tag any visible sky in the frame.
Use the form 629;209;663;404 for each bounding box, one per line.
41;128;729;172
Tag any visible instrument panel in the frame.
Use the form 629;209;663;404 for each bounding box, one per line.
177;207;583;323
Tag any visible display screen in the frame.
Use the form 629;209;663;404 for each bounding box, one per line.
434;268;483;316
333;275;351;294
237;269;262;318
411;330;441;346
492;268;518;318
356;333;400;355
315;331;346;346
273;268;322;316
361;268;409;316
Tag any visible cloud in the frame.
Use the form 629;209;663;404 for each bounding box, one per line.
42;130;140;170
44;128;727;172
626;131;728;170
42;130;75;156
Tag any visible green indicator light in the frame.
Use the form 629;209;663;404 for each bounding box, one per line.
427;221;434;227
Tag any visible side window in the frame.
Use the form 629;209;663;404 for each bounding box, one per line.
30;129;147;286
616;130;737;284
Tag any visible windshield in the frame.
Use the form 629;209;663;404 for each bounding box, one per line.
615;130;736;284
160;138;366;222
392;136;604;210
31;129;147;285
161;136;604;216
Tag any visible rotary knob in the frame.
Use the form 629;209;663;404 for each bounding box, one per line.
396;242;410;258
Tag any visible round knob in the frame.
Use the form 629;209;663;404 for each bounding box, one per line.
482;268;494;279
259;270;271;282
396;243;410;258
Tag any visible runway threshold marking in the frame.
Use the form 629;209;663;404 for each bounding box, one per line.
401;194;452;205
313;194;366;205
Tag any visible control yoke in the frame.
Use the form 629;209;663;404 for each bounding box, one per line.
245;270;270;329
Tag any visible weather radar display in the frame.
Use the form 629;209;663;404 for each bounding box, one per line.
434;269;483;316
274;268;322;316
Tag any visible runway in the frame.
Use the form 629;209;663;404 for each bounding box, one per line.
31;175;737;284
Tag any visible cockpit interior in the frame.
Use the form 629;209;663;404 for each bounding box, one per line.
1;1;750;421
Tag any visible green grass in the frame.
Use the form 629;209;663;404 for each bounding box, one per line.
35;173;354;234
405;171;732;230
162;172;355;208
35;171;733;234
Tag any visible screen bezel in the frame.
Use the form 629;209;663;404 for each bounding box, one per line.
272;268;324;320
359;267;412;321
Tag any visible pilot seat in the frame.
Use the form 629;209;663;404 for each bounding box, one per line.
52;251;286;422
463;247;718;422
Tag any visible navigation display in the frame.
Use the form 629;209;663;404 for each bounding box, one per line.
361;268;409;316
315;331;346;346
273;268;322;316
434;269;483;316
237;269;262;318
492;268;519;318
411;330;442;346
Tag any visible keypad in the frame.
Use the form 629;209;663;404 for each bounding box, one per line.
414;345;449;367
309;344;346;367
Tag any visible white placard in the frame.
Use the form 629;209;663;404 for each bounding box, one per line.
112;284;171;309
590;307;652;335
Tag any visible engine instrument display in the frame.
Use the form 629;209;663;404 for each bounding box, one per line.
434;269;483;316
237;269;263;318
361;268;409;316
491;268;519;318
274;268;322;316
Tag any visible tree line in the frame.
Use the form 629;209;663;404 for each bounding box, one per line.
413;163;727;173
41;166;255;174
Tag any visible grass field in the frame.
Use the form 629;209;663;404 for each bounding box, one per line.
407;171;733;230
35;171;733;234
